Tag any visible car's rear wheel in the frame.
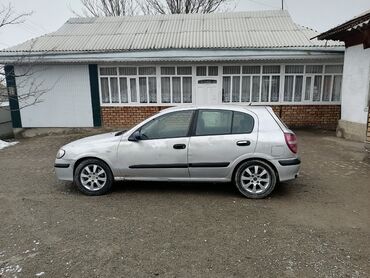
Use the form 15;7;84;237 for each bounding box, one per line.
74;159;113;196
234;160;277;199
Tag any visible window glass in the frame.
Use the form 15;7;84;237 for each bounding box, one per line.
232;76;240;102
183;77;192;103
119;78;128;103
251;76;260;102
161;77;171;103
100;67;117;75
223;66;241;75
263;65;280;74
285;65;304;74
161;67;175;75
294;76;303;102
313;76;322;101
177;67;192;75
232;112;254;134
242;66;260;74
284;76;294;101
306;65;323;74
100;78;110;103
331;75;342;101
110;78;119;103
139;77;148;103
172;77;181;103
208;66;218;76
119;67;137;75
241;76;251;102
271;76;280;102
140;110;193;139
261;76;270;102
222;77;231;102
304;76;312;101
196;66;207;76
322;76;332;101
139;67;156;75
148;77;157;103
196;110;232;136
325;65;343;74
130;78;137;102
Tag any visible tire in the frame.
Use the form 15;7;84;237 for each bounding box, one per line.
74;158;113;196
234;160;277;199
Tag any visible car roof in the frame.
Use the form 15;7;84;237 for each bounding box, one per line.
159;105;268;114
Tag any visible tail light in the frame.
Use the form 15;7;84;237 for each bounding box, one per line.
284;133;298;154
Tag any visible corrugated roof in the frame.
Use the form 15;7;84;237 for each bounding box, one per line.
317;9;370;40
4;10;342;53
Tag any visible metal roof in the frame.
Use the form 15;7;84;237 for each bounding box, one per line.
3;10;342;54
317;9;370;40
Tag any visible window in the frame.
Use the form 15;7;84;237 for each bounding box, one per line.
284;66;303;102
223;65;280;103
100;66;157;104
140;110;193;139
160;67;193;104
197;66;219;76
232;112;254;134
196;110;233;136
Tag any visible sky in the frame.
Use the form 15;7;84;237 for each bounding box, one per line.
0;0;369;49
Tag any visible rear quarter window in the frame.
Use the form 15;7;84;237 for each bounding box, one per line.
232;112;254;134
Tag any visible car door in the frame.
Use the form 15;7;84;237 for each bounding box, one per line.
188;109;257;179
117;109;194;179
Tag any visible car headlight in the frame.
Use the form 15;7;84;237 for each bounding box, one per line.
56;149;65;159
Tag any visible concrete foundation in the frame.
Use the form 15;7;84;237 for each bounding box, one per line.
337;120;367;142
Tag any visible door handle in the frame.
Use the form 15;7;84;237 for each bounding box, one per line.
236;140;251;146
173;144;186;149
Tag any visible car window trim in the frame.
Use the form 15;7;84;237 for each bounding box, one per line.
191;109;255;137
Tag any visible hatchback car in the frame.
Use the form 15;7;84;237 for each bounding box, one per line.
55;105;300;198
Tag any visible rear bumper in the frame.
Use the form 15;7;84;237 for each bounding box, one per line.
275;158;301;182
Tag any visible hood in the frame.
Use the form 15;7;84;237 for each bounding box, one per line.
64;132;118;149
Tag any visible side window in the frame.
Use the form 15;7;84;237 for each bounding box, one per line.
140;110;193;139
196;110;233;136
232;112;254;134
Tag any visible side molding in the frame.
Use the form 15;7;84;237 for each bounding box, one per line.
88;64;101;127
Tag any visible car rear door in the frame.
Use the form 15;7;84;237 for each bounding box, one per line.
188;109;258;179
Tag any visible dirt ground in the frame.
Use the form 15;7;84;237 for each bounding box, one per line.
0;130;369;277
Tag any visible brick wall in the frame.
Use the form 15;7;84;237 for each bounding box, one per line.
101;106;171;128
271;105;341;130
101;105;341;130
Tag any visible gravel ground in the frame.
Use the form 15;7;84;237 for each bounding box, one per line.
0;130;369;277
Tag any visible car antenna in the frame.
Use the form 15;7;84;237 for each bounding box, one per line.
248;102;252;106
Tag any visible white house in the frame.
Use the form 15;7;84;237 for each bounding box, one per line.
317;9;370;145
0;10;344;130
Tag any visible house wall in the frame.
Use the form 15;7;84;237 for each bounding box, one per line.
338;45;370;141
341;45;370;124
0;104;13;139
15;64;94;127
101;105;341;130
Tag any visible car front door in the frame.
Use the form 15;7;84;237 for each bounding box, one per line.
188;109;258;179
117;110;194;179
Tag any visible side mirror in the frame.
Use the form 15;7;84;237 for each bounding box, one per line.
128;130;141;142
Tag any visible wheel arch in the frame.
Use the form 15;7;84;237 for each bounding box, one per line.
231;157;280;183
73;156;114;177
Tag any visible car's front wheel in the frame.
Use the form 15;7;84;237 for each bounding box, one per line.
74;159;113;196
234;160;277;199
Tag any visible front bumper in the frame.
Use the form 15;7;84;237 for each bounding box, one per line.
54;159;74;181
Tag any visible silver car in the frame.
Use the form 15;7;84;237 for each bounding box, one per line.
55;105;300;198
